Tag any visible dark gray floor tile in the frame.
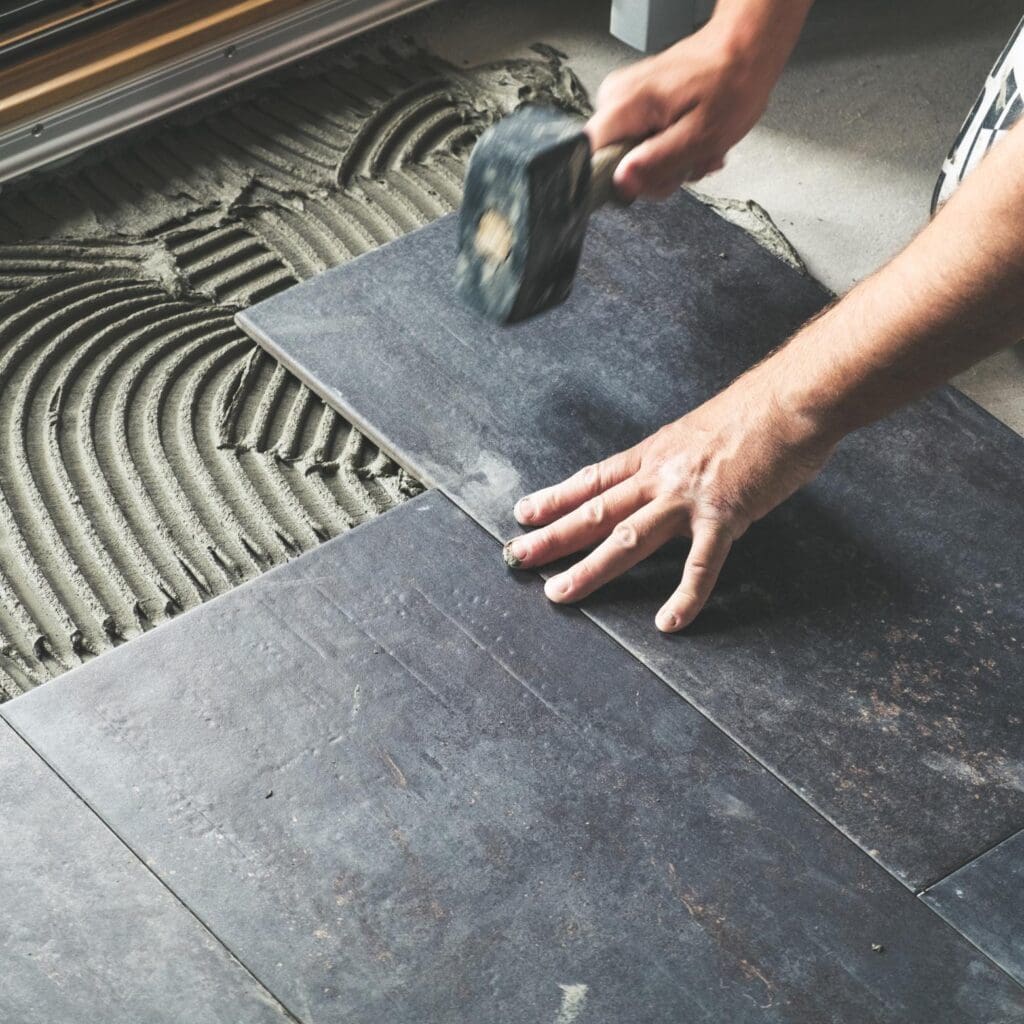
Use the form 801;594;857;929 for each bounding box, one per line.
922;827;1024;985
0;720;291;1024
3;494;1022;1021
237;192;1024;889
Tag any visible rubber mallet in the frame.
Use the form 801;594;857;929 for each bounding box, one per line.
455;106;630;323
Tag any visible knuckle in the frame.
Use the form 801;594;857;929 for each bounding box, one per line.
587;457;623;495
596;94;640;134
635;476;662;507
585;495;606;525
641;85;672;126
598;61;647;103
700;495;744;527
656;458;696;496
613;521;640;549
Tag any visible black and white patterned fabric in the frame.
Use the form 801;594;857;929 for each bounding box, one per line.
932;15;1024;211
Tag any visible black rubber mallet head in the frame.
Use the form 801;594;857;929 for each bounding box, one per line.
455;106;629;323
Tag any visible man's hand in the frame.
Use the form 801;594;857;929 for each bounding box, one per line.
508;113;1024;632
589;0;815;199
505;374;832;632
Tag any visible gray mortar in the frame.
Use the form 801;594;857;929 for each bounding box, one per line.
0;37;588;698
691;191;807;273
0;30;804;701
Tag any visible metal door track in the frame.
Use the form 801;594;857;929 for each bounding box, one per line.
0;0;437;184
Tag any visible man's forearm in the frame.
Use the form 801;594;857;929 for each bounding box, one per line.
761;118;1024;446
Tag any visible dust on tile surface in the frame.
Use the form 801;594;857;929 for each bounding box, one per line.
0;38;587;697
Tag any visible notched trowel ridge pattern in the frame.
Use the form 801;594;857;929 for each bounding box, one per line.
0;41;588;697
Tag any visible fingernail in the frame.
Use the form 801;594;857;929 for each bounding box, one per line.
656;609;678;632
502;540;526;569
516;498;535;522
545;575;572;600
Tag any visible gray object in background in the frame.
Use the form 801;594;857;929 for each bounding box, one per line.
610;0;714;52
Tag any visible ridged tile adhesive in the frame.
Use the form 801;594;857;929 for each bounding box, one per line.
0;40;588;697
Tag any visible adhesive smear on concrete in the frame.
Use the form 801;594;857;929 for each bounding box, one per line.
0;39;588;698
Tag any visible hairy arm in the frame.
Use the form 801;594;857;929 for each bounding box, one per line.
780;123;1024;437
506;118;1024;632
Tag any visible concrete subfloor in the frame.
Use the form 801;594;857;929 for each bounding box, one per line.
412;0;1024;435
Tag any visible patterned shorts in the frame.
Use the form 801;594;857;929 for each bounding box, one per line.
933;15;1024;211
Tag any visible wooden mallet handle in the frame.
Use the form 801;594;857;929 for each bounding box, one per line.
588;142;633;211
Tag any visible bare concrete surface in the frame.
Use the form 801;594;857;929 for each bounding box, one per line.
413;0;1024;433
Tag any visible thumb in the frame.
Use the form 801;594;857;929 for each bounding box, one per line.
612;112;705;198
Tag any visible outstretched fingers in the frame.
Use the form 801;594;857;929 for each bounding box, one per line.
514;448;641;528
543;499;681;604
656;522;733;632
505;477;645;569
